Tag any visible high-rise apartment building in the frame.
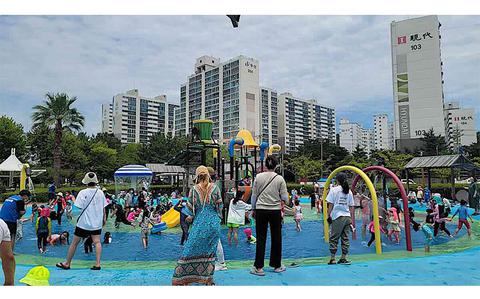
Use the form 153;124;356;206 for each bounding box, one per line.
175;55;260;141
260;87;279;145
101;103;113;134
373;114;394;150
278;92;336;154
339;118;372;154
444;102;477;149
102;89;178;144
391;15;446;152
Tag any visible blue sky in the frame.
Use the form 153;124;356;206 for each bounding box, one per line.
0;15;478;134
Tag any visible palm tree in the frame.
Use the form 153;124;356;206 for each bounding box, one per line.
32;93;85;185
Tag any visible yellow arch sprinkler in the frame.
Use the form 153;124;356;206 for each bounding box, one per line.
322;165;382;255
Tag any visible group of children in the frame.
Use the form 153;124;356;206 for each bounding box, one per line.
357;191;475;252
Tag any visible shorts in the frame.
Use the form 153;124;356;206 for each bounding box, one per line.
458;219;471;229
74;226;101;238
294;214;303;221
227;223;240;228
0;219;11;243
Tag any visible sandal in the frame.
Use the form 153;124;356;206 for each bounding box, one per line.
327;258;336;265
56;262;70;270
274;265;286;273
90;266;101;270
250;267;265;276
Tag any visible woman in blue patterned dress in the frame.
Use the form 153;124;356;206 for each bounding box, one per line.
172;166;223;286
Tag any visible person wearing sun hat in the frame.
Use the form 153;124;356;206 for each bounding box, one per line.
172;165;224;285
19;266;50;286
56;172;107;271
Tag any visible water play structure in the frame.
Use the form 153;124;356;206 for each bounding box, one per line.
322;165;382;254
351;165;412;251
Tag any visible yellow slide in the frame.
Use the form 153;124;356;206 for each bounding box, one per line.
162;208;180;228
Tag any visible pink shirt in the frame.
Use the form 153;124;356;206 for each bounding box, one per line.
368;221;386;234
127;212;136;222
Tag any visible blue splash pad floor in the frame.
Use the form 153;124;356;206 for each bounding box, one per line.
6;246;480;286
3;203;479;285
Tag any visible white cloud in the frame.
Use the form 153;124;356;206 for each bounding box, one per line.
0;15;478;134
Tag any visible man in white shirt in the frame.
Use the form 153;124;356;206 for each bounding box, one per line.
326;172;355;265
56;172;107;271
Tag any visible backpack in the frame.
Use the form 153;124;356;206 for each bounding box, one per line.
37;216;49;234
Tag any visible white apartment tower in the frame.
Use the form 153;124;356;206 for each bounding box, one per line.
278;92;336;154
340;118;372;154
444;102;477;149
391;15;446;152
175;55;261;142
373;114;394;150
101;103;113;134
103;89;178;144
260;87;279;145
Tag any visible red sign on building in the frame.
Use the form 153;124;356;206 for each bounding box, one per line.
398;36;407;44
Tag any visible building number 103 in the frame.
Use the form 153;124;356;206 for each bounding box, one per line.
411;44;422;51
415;129;427;136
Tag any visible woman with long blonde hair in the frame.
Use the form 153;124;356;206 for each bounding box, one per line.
172;166;223;286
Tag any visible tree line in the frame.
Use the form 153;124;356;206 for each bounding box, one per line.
1;92;479;186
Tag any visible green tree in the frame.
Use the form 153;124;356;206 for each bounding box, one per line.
31;93;85;185
27;124;54;167
92;133;122;151
352;144;368;160
370;150;414;177
118;143;142;167
58;131;90;185
139;133;188;163
296;139;350;173
419;128;449;156
464;133;480;158
285;155;324;181
0;115;27;161
89;141;117;180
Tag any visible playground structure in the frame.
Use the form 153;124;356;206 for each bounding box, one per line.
351;165;412;252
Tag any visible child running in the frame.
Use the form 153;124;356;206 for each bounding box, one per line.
367;216;386;247
226;184;251;245
387;208;401;244
451;199;474;237
244;227;257;244
421;221;434;253
65;201;73;221
293;199;303;232
140;209;154;249
35;208;52;253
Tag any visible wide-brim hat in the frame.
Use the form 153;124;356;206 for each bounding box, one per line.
19;266;50;286
193;166;210;182
82;172;98;185
56;192;63;197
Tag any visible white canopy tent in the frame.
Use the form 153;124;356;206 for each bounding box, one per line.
0;148;47;189
0;148;24;187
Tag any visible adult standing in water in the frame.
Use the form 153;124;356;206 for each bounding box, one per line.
207;166;227;271
56;172;107;271
172;166;223;285
250;155;289;276
326;172;355;265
